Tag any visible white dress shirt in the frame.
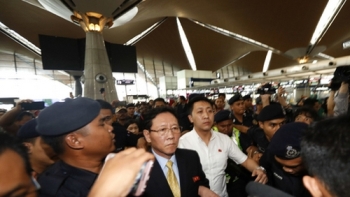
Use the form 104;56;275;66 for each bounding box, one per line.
178;129;247;197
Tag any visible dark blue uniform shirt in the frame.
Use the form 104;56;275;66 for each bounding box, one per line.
38;160;98;197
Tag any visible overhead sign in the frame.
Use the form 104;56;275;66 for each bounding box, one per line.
116;79;135;85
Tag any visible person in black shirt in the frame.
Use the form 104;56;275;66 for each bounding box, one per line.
264;122;311;197
243;94;254;117
228;94;255;154
126;103;138;119
246;103;286;164
36;97;115;197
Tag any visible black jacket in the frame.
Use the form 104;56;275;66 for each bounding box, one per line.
142;148;210;197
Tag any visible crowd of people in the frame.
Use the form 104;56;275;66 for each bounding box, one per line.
0;80;349;197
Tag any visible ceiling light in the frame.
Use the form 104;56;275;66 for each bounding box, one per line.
298;56;309;64
38;0;73;22
0;22;41;55
177;17;197;71
191;19;282;55
262;50;272;72
110;7;138;28
310;0;346;45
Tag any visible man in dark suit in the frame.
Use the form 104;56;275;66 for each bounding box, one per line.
142;107;218;197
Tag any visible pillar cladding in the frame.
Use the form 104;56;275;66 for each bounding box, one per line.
83;31;117;102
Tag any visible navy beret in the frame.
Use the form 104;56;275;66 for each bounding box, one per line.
243;95;251;100
268;122;308;160
228;94;243;105
17;119;39;139
36;97;100;136
258;103;285;121
214;110;232;123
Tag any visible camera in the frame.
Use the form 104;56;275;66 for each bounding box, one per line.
256;83;277;95
330;65;350;90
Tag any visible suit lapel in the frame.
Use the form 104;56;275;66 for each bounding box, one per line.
175;149;188;197
151;156;174;196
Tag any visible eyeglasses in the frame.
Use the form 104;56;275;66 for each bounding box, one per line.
149;126;182;136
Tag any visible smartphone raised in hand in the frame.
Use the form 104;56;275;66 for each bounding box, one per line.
21;102;45;110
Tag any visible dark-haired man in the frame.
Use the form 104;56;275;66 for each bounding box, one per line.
36;97;115;197
218;93;230;110
96;100;138;153
17;119;57;178
213;110;249;197
243;95;253;116
153;98;166;108
0;132;39;197
245;103;286;161
126;103;138;119
142;107;217;197
214;98;225;112
294;107;319;125
228;94;255;154
179;96;267;197
302;114;350;197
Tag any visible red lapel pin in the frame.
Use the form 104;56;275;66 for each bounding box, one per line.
193;176;200;182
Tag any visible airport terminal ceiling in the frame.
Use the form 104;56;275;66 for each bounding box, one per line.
0;0;350;85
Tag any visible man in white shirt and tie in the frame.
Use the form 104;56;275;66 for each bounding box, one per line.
179;96;268;197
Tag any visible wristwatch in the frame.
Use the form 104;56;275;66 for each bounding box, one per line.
256;166;266;173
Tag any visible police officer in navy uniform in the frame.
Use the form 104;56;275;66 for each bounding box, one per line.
246;103;286;164
213;110;249;197
228;93;255;154
242;94;254;118
36;97;115;197
264;122;311;197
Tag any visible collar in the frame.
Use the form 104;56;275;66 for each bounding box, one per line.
152;148;177;170
191;128;216;142
59;160;98;189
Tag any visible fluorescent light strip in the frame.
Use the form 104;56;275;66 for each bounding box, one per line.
263;50;272;72
310;0;345;45
176;18;197;71
190;19;282;55
316;53;334;59
0;22;41;55
124;18;167;46
124;19;168;85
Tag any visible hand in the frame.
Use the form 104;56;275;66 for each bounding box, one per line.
252;168;268;184
277;87;285;96
198;186;219;197
253;152;263;164
88;148;155;197
260;94;270;102
247;146;262;164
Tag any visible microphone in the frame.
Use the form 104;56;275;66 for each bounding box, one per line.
246;181;294;197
